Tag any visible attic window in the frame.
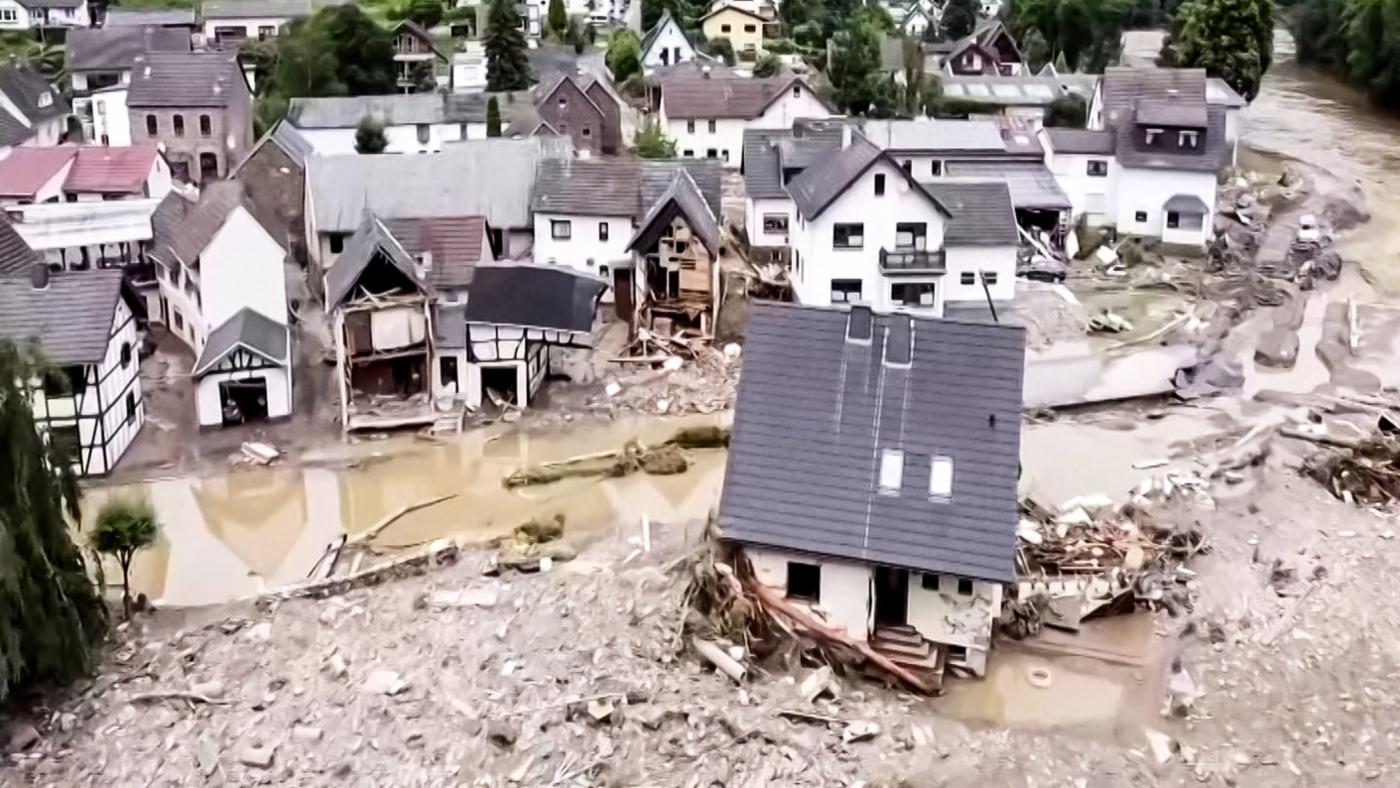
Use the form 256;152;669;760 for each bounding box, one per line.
929;455;953;499
792;85;800;97
1144;128;1163;145
1086;159;1108;177
1179;130;1199;148
874;173;886;196
879;449;904;493
558;97;567;108
37;92;52;108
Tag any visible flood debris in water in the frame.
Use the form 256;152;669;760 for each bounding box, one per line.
1305;435;1400;506
488;514;579;573
502;428;730;488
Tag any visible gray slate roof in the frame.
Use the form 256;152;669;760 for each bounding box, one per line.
202;0;318;19
66;26;191;73
128;51;246;108
193;307;289;376
464;262;605;333
921;181;1019;245
1043;127;1115;155
287;94;487;129
104;8;198;26
308;139;564;232
325;216;424;309
660;76;826;119
1099;67;1228;172
149;181;250;268
0;215;41;275
0;270;127;365
741;120;845;200
1100;66;1207;119
531;158;643;217
859;118;1006;153
942;161;1070;210
719;301;1026;583
629;167;720;258
0;65;69;146
641;160;722;220
787;138;946;222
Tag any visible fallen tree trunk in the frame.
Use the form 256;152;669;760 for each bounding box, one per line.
347;494;458;546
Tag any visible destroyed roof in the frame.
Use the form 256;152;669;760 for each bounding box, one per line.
859;118;1006;153
787;137;947;222
0;269;127;365
66;26;191;72
940;74;1061;106
920;181;1019;245
308;139;561;232
1042;127;1115;155
628;166;720;259
149;181;251;268
104;7;198;26
193;307;289;377
127;51;247;108
231;119;314;175
719;301;1026;583
287;93;487;128
381;216;490;290
942;161;1070;210
463;262;605;333
325;215;425;309
0;215;41;275
659;75;829;119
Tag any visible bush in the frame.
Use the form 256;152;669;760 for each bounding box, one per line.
752;52;781;77
1044;93;1087;128
700;36;735;65
606;28;642;81
634;119;677;158
931;96;991;118
622;71;648;98
764;37;796;54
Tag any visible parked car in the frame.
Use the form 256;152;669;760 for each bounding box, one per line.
1017;255;1067;283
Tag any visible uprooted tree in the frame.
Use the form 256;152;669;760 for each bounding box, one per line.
0;340;108;705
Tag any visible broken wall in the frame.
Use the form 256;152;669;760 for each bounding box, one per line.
747;547;872;642
905;574;1001;675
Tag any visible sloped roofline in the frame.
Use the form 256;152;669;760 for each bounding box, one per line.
796;142;953;222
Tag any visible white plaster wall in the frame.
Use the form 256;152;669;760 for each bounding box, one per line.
199;206;288;331
792;157;947;309
160;267;205;354
203;16;290;40
145;156;173;200
1114;167;1216;245
92;89;132;147
668;116;744;168
751;84;834;130
95;299;143;475
296;122;482;156
642;21;697;68
943;245;1017;304
0;0;30;30
195;365;292;427
532;211;633;273
1044;149;1117;226
905;572;1001;654
747;547;872;642
746;196;793;247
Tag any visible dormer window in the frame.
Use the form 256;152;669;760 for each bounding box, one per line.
929;455;953;499
1179;130;1199;148
879;449;904;493
37;92;52;108
1144;128;1163;145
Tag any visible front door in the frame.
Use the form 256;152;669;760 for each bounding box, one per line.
873;566;909;627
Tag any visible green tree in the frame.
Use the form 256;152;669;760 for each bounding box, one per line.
1167;0;1273;100
1016;0;1129;72
607;28;643;81
0;342;107;705
547;0;568;38
91;498;159;620
941;0;980;39
851;4;896;33
700;36;736;65
486;95;503;136
828;21;882;113
401;0;446;28
319;4;398;94
486;0;532;90
568;17;586;53
634;119;677;157
355;114;389;153
1044;92;1087;126
752;51;782;77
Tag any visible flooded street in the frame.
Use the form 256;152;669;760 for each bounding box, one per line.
85;415;728;606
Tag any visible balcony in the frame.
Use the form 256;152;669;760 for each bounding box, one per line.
879;247;946;274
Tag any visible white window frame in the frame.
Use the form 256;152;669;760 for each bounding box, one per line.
550;219;572;239
1178;130;1199;148
879;449;904;493
929;455;953;499
1086;159;1108;177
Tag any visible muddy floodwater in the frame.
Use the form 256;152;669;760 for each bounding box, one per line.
84;415;729;607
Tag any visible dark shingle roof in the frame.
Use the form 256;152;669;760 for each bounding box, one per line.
128;51;246;108
0;65;69;131
0;108;29;147
661;76;826;119
232;119;313;175
741;121;845;200
0;215;41;275
641;159;722;220
0;270;127;365
1100;66;1207;120
463;262;605;333
66;26;191;73
719;301;1026;583
193;307;288;376
921;181;1019;246
531;158;641;216
1115;104;1229;172
787;138;899;221
149;181;247;268
1043;127;1115;155
325;216;425;309
382;216;489;290
104;8;198;26
287;93;487;128
941;161;1070;211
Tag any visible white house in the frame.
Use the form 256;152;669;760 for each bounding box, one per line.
721;301;1026;681
783;138;1019;315
0;64;70;155
0;265;145;477
657;73;836;169
452;42;488;94
0;0;89;30
200;0;320;43
286;94;489;155
148;181;293;428
89;88;133;147
740;119;847;255
1040;127;1118;228
640;10;700;70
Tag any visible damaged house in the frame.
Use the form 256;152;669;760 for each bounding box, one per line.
720;301;1026;683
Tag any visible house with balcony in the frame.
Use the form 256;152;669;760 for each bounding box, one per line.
392;20;450;93
657;71;835;169
66;26;191;144
148;181;293;428
287;93;488;155
783;137;1019;315
720;300;1026;683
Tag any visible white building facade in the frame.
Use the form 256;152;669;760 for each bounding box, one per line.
660;77;834;169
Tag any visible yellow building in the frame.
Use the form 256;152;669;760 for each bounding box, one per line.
700;4;770;58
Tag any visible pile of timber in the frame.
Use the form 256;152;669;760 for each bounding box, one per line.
502;427;729;489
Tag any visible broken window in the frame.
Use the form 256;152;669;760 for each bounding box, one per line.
929;455;953;498
874;173;885;196
786;562;820;600
832;223;864;249
439;356;458;391
830;279;862;303
879;448;904;493
921;573;940;591
1086;159;1108;177
956;578;974;595
762;213;788;233
551;220;572;240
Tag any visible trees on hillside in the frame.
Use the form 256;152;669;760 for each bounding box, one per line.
0;341;107;705
1293;0;1400;106
941;0;980;39
606;28;643;81
1162;0;1272;100
1015;0;1130;73
486;0;532;90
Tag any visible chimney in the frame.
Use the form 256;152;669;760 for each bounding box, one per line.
29;263;50;291
701;65;712;79
846;304;872;342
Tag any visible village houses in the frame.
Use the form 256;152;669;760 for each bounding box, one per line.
201;0;338;43
721;300;1026;683
391;20;451;93
65;26;193;146
286;93;489;155
698;3;771;58
533;73;625;157
0;64;69;156
127;50;255;184
0;0;88;31
657;71;835;169
103;7;198;29
640;10;701;70
230;120;314;265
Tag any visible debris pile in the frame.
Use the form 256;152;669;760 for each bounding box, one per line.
503;428;728;488
1305;436;1400;506
486;514;579;573
600;334;740;417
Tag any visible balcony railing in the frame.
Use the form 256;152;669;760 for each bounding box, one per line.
879;247;946;274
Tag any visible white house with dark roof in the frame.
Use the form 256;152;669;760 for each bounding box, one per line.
721;300;1026;681
740;119;846;255
640;10;700;69
0;0;89;30
286;93;489;155
0;64;69;155
200;0;340;43
657;73;835;168
147;181;292;427
0;265;145;476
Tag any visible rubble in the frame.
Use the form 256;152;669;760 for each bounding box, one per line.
1304;435;1400;505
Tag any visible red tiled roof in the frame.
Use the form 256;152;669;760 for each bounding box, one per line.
0;146;77;198
65;144;160;194
382;216;489;290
